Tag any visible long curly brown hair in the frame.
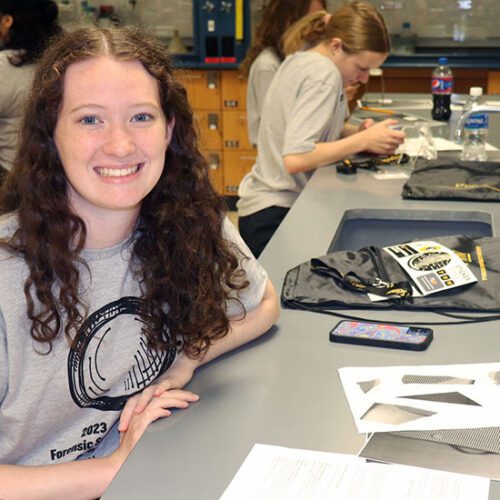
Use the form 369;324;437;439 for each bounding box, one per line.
240;0;327;76
0;26;249;358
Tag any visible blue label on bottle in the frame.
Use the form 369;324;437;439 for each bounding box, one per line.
431;76;453;94
465;113;489;130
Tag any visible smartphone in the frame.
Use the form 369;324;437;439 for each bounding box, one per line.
329;320;433;351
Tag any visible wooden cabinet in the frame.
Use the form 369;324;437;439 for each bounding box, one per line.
367;67;489;94
177;70;221;109
220;70;256;196
487;71;500;95
177;68;256;197
176;69;224;193
223;151;256;194
220;70;248;109
222;110;253;150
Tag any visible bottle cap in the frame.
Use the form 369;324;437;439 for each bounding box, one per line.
470;87;483;97
100;5;114;15
438;57;448;65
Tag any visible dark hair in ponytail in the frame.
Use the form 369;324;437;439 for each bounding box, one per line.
240;0;327;76
0;0;62;66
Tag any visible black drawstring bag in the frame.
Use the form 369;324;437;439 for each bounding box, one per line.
402;160;500;201
282;235;500;314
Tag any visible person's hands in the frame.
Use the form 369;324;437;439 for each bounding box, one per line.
359;118;405;155
344;83;361;103
112;389;199;466
358;118;376;132
118;355;198;432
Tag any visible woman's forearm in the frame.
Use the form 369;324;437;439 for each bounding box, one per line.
0;453;122;500
200;278;279;366
173;279;279;375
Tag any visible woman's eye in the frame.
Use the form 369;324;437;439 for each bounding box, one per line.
80;116;98;125
133;113;153;123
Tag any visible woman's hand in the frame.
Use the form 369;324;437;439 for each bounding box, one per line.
358;118;376;132
118;355;198;432
112;389;199;466
344;83;361;103
359;118;405;155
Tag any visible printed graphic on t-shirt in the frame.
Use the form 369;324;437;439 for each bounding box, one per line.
50;421;108;461
67;296;175;411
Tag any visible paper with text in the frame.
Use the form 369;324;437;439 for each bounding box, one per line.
220;444;489;500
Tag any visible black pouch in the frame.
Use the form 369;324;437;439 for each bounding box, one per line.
402;159;500;201
281;235;500;313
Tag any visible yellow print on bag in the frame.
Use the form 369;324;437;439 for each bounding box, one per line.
454;183;500;192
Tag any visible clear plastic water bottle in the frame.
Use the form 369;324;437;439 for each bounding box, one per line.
460;87;488;162
399;22;416;55
431;57;453;121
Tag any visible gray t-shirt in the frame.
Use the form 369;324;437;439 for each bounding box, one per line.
237;50;348;217
0;215;268;465
246;47;281;146
0;51;34;171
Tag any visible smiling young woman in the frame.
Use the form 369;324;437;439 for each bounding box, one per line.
0;26;279;499
54;56;174;246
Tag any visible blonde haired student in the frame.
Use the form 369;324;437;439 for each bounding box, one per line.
242;0;327;146
237;1;405;258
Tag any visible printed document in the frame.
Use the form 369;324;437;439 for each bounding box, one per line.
220;443;489;500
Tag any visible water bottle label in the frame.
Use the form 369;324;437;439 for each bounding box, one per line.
431;76;453;94
464;113;489;130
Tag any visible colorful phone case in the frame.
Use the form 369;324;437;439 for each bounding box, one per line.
329;321;433;351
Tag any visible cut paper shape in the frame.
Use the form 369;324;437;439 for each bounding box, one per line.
400;391;481;406
488;372;500;385
361;403;435;425
402;375;475;385
391;427;500;454
357;379;380;393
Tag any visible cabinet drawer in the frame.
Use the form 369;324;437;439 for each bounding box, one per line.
221;70;247;110
178;69;221;110
223;150;256;195
202;150;223;194
222;111;254;150
195;111;223;150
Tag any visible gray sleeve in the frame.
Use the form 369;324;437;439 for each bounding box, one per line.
282;78;343;156
253;69;276;117
0;315;7;404
0;61;9;116
221;217;268;316
247;67;279;145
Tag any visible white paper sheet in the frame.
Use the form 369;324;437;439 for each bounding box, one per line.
220;443;490;500
338;363;500;433
361;98;433;110
397;137;498;156
372;171;410;180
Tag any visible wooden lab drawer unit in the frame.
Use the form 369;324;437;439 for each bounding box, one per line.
194;111;223;150
176;69;253;196
223;151;256;195
222;111;253;150
221;70;247;110
203;150;223;193
178;69;221;110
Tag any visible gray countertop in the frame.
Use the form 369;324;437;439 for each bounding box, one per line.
103;97;500;499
